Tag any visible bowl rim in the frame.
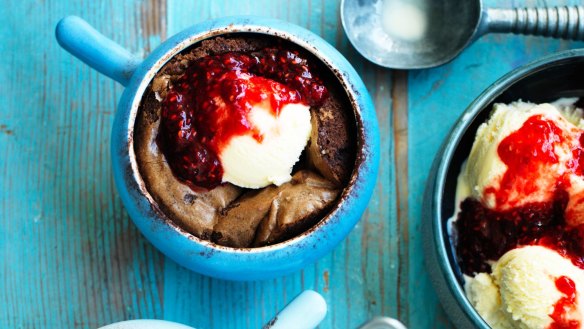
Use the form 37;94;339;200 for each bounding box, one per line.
431;48;584;327
110;15;380;279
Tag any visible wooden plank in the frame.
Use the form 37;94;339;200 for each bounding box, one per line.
391;70;409;323
0;0;167;327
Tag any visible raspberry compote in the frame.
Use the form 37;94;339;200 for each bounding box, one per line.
456;115;584;275
157;48;329;189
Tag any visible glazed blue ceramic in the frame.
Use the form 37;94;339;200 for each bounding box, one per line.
55;16;380;280
423;49;584;328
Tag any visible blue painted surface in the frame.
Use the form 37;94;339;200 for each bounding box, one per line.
2;0;584;328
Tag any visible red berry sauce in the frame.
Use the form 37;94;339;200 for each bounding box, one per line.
157;47;329;189
548;276;581;329
456;192;575;274
484;115;565;209
549;276;580;329
456;115;584;275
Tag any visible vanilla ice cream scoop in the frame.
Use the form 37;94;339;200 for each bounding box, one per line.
466;246;584;329
220;103;312;188
459;101;584;211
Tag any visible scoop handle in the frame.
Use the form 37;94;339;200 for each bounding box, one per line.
55;16;141;86
484;6;584;40
264;290;327;329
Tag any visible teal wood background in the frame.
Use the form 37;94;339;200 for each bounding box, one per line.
1;0;583;328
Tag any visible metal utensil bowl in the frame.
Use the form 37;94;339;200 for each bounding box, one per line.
341;0;584;69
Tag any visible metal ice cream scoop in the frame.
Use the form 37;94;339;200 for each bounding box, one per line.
341;0;584;69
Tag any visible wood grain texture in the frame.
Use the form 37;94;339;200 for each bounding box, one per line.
1;1;165;328
2;0;584;328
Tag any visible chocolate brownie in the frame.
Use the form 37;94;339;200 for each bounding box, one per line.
134;35;356;247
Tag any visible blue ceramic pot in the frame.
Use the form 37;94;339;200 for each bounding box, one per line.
423;49;584;327
55;16;380;280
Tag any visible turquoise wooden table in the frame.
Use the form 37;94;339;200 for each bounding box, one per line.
2;0;584;328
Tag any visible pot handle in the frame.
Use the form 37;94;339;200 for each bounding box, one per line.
55;16;141;86
264;290;327;329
